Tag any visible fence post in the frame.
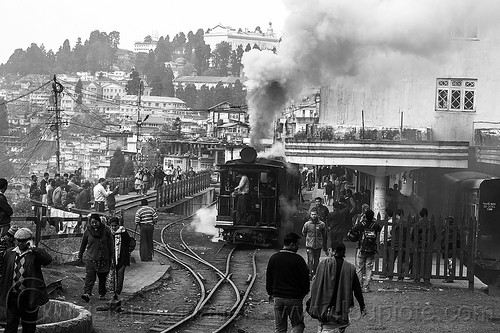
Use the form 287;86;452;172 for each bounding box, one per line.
467;216;476;291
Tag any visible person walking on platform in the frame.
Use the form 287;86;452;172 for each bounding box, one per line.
135;199;158;261
266;232;310;333
0;178;13;237
93;178;111;212
308;242;366;333
78;214;113;302
311;197;329;223
109;217;132;298
302;208;328;279
350;210;381;292
327;201;349;247
0;228;52;333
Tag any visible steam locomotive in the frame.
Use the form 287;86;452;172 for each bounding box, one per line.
215;146;301;246
439;171;500;289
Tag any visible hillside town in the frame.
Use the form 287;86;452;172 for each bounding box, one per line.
0;23;320;208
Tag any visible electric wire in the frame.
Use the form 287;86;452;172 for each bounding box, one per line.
0;80;52;105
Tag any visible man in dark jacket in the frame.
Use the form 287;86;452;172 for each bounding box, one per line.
0;178;13;237
0;227;52;333
327;201;350;247
266;232;310;333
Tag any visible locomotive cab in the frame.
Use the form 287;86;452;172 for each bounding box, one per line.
215;147;300;246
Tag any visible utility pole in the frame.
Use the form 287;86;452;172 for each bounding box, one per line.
136;81;143;166
51;75;64;174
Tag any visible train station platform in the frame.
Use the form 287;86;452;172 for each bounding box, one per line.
119;248;172;301
300;184;487;291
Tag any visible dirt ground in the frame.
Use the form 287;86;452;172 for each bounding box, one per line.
41;198;500;332
45;245;500;333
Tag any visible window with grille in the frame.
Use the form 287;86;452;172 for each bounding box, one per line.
436;78;476;112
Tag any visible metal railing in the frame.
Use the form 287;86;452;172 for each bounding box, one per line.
156;171;212;208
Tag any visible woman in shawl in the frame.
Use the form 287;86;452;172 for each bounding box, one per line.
78;213;113;302
308;242;366;332
109;216;132;299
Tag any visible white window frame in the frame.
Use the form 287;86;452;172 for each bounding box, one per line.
436;78;476;112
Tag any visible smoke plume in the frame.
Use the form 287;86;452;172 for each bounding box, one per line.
242;0;500;148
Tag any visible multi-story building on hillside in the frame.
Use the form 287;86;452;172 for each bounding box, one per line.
204;23;279;51
173;76;247;89
206;101;248;141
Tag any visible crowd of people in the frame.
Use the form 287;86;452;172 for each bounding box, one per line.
267;176;462;333
0;174;158;326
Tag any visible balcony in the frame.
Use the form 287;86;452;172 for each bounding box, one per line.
286;125;432;143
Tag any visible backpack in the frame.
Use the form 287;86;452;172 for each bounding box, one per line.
360;222;378;254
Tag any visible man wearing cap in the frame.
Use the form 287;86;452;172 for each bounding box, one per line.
0;178;13;237
0;225;19;277
266;232;310;333
0;227;52;333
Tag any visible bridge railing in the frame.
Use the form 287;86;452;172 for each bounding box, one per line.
156;170;212;208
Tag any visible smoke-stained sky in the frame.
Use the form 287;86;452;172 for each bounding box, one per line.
243;0;500;149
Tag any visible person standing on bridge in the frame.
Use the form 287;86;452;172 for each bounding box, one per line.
93;178;111;212
266;232;310;333
135;199;158;261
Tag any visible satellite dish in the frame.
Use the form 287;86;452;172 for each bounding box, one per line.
240;146;257;163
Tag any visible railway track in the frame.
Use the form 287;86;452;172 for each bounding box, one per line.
124;205;257;333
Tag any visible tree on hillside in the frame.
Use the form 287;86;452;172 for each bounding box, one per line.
126;69;141;94
175;85;185;102
144;35;153;43
75;79;83;104
0;99;9;135
184;84;197;109
230;45;244;76
121;159;135;177
245;43;252;52
232;79;246;106
150;75;163;96
143;51;157;81
73;37;87;71
193;44;210;76
163;66;175;97
172;32;186;50
214;81;231;105
106;147;125;178
134;52;149;73
56;39;72;72
212;42;231;76
155;36;173;63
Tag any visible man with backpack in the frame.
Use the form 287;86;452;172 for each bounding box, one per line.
350;209;381;292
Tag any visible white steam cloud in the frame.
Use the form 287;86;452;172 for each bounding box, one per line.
243;0;500;149
190;206;218;237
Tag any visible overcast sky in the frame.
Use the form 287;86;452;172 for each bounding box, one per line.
0;0;288;65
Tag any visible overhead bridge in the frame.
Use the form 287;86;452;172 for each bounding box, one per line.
285;141;469;170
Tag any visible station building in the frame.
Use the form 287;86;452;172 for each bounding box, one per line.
284;24;500;219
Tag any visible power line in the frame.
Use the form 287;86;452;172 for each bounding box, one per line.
0;80;52;105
